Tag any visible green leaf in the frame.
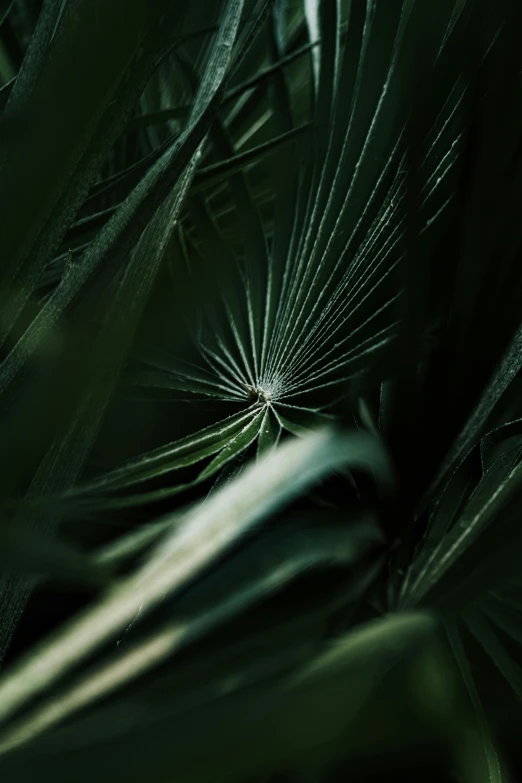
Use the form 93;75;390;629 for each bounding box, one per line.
198;408;265;479
446;620;510;783
257;406;281;456
0;0;245;398
0;426;389;729
0;612;436;780
0;513;382;749
0;0;249;661
70;409;257;496
403;443;522;608
0;1;188;340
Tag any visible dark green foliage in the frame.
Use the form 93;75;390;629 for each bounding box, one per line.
0;1;522;781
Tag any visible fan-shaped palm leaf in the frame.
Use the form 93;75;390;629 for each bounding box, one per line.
61;0;466;512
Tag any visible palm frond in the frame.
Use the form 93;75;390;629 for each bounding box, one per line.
2;0;522;780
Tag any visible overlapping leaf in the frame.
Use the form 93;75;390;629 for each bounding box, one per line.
0;0;251;661
61;0;467;511
2;1;522;781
